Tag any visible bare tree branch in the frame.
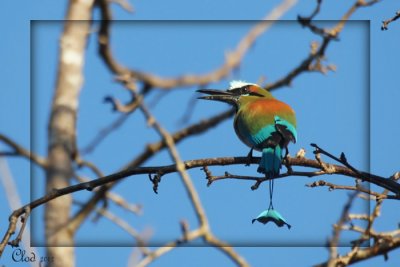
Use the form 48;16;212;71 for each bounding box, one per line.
97;0;297;89
326;192;358;267
79;113;130;155
123;77;248;266
135;228;205;267
317;171;400;267
265;0;381;91
315;237;400;267
136;222;249;267
0;159;39;267
0;134;47;168
74;174;142;215
2;142;399;257
381;10;400;30
306;180;399;200
73;200;149;254
110;0;134;13
65;107;234;234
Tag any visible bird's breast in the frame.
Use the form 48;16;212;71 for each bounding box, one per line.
233;99;296;150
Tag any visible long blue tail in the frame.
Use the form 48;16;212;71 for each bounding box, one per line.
257;146;282;177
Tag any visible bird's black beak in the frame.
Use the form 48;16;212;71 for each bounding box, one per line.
196;89;239;105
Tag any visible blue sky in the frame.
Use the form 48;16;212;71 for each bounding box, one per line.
1;1;399;266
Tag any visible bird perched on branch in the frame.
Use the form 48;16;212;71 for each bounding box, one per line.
198;81;297;178
198;81;297;228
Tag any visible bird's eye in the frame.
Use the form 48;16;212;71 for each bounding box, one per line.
241;86;250;94
240;86;263;97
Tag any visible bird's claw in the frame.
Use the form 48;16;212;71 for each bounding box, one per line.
245;148;254;166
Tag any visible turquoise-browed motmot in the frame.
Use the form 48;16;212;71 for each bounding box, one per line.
198;81;297;178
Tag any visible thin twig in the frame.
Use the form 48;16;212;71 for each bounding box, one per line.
136;228;205;267
8;207;31;248
64;108;234;236
97;0;297;89
75;174;142;214
310;143;400;195
80;113;130;155
306;180;398;199
74;200;149;254
326;192;358;267
131;80;210;232
315;236;400;267
0;134;47;168
110;0;134;13
205;233;250;266
0;158;40;265
381;10;400;30
266;0;380;91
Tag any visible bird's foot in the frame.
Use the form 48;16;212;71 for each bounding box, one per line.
245;148;254;166
283;147;289;159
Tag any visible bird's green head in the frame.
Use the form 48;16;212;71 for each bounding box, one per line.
197;81;273;107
